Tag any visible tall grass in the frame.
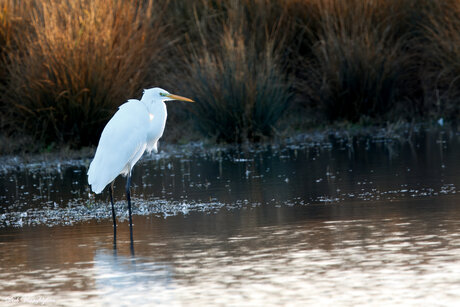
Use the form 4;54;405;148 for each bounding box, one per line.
295;0;415;123
421;0;460;120
0;0;460;150
0;0;29;130
180;1;292;142
2;0;167;147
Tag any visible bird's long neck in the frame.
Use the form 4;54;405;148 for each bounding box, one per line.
143;100;167;149
144;101;167;122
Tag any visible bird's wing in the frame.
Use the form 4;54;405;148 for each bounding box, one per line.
87;100;149;194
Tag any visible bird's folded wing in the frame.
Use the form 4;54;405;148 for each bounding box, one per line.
88;100;149;194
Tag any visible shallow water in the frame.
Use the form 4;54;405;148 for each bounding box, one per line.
1;130;460;306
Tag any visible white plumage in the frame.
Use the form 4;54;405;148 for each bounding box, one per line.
87;87;193;194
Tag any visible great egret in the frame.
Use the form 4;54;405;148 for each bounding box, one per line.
87;87;194;234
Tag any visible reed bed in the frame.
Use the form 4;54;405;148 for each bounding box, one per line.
177;0;292;142
0;0;459;150
421;0;460;120
295;0;414;122
1;0;167;147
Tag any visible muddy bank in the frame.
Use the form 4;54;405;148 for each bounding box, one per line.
0;124;434;174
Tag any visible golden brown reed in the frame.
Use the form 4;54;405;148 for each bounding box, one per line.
2;0;166;147
177;0;292;142
0;0;459;151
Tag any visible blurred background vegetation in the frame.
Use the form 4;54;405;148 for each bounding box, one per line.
0;0;459;153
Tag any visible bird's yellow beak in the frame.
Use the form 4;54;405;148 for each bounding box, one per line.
166;93;194;102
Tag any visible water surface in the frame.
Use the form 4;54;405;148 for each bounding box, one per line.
1;130;460;306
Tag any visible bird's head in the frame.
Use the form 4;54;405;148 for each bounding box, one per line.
142;87;194;104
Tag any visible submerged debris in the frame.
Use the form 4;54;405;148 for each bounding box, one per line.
1;180;457;228
1;129;459;228
0;200;227;228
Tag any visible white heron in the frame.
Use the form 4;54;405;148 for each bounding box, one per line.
87;87;194;233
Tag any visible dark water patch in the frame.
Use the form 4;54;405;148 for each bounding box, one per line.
1;130;459;228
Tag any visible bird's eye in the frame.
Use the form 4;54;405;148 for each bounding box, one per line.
159;93;167;97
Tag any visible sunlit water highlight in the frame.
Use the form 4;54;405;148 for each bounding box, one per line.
1;130;460;306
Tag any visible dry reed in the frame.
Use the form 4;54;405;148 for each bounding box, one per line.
2;0;167;147
0;0;459;151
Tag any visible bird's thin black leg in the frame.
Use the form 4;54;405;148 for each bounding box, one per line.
126;174;134;253
126;174;133;227
109;181;117;229
109;181;117;248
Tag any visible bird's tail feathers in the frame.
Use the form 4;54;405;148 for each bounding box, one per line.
87;157;123;194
